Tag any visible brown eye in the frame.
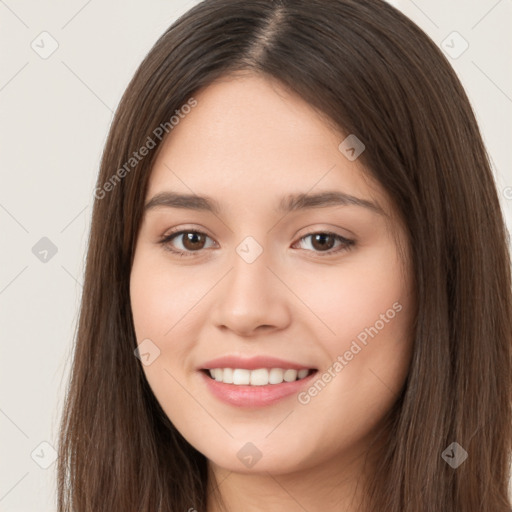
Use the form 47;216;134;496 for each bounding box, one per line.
294;232;354;256
181;231;207;251
310;233;336;251
159;230;216;256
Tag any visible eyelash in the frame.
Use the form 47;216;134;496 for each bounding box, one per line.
158;228;355;258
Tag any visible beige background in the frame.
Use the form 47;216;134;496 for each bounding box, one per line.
1;0;511;510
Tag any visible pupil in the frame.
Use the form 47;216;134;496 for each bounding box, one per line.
184;232;204;250
313;234;333;251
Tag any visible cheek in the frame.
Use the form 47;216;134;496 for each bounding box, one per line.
294;242;409;349
129;249;215;393
130;250;201;340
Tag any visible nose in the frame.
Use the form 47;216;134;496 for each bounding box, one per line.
210;245;292;337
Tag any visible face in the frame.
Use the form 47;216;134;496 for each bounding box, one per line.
130;72;414;476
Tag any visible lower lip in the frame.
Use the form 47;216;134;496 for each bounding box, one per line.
199;370;317;407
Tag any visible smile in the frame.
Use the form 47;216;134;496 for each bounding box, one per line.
205;367;315;385
199;368;318;407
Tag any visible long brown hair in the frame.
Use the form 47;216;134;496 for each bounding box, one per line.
57;0;512;510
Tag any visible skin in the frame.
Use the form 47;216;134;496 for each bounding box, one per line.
130;71;415;512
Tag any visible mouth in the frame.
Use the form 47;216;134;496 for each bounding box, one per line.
201;367;317;386
199;366;319;407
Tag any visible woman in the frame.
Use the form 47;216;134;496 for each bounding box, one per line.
57;0;512;510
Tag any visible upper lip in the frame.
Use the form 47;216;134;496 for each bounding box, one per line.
200;355;316;371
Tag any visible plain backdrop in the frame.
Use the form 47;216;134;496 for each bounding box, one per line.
1;0;511;510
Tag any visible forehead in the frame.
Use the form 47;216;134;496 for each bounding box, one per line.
159;72;346;166
146;72;392;220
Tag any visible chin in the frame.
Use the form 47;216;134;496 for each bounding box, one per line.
197;435;316;475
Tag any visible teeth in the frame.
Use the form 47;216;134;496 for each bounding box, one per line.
222;367;234;384
250;368;269;386
269;368;284;384
232;369;250;385
283;369;298;382
206;367;313;385
298;369;309;379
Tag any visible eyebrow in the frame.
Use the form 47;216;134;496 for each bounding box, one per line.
144;190;385;216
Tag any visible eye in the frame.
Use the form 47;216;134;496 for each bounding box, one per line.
293;232;354;256
159;229;216;257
